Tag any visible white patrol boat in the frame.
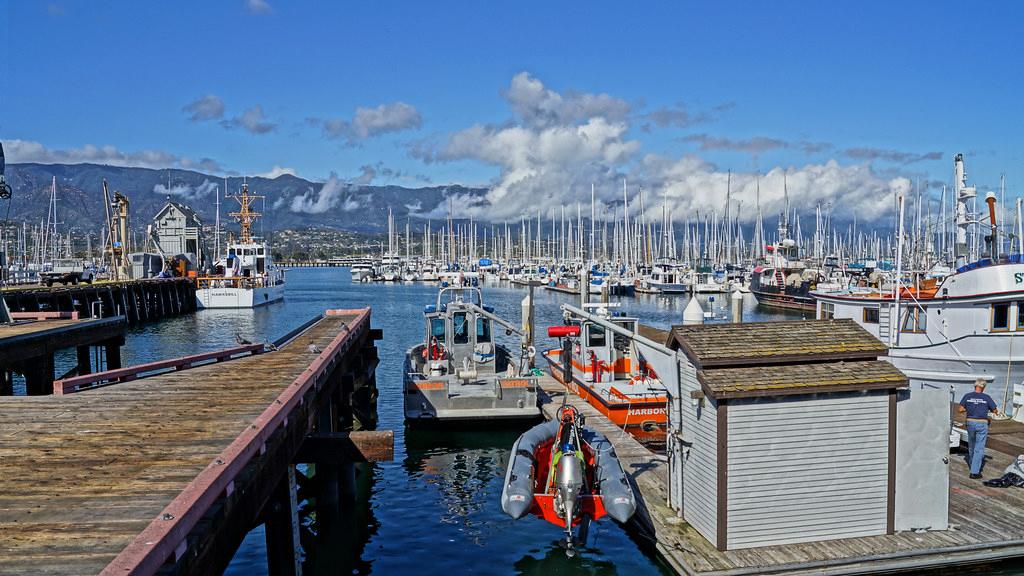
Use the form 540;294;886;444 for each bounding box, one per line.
404;279;540;423
195;183;285;309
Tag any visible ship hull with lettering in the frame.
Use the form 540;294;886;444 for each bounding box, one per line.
197;282;284;309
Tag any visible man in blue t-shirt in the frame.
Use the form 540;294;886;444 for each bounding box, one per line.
958;379;1000;479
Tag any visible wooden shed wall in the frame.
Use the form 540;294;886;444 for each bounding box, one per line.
681;361;719;545
725;390;890;549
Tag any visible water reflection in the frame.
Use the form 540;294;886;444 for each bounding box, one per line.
512;540;620;576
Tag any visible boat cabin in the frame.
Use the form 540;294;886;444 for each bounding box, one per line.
419;286;509;376
577;315;640;382
221;242;272;277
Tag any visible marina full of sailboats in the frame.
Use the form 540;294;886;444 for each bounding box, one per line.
350;153;1024;417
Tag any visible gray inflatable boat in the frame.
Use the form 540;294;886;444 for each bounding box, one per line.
500;406;637;554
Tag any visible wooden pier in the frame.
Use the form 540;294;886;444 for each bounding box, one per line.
536;373;1024;575
0;315;127;395
0;308;387;575
2;278;197;326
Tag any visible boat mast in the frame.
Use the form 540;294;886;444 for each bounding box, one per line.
953;153;976;268
228;182;262;244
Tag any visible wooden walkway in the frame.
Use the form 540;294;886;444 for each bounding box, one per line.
536;375;1024;575
954;410;1024;456
0;316;127;395
0;309;375;575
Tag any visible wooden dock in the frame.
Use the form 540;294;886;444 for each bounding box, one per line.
536;374;1024;575
0;308;386;575
2;278;196;326
0;315;127;395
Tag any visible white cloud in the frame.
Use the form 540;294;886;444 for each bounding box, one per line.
153;179;219;201
222;105;276;134
5;139;223;172
183;95;225;122
316;102;422;144
290;174;347;214
635;155;909;224
410;72;912;224
246;0;271;14
504;71;630;128
256;165;297;179
414;115;641;220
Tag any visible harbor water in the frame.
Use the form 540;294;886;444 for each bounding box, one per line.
111;268;1018;575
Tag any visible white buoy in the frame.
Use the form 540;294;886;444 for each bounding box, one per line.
683;296;704;325
731;289;744;323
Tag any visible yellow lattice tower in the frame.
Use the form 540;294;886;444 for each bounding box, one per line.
229;183;263;244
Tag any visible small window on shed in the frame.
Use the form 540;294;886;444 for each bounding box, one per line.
992;302;1011;332
863;307;880;324
586;324;606;347
819;302;834;320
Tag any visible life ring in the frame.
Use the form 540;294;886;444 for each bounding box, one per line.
422;337;446;361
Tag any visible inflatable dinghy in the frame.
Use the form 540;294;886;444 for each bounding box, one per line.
500;405;636;555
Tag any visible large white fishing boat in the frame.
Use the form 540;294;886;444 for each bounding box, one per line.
814;154;1024;414
195;183;285;309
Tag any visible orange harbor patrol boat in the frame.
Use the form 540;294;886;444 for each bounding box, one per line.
541;304;668;445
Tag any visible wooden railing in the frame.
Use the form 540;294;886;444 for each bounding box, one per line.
53;343;266;395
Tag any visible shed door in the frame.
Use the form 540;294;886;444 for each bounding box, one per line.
895;384;949;531
727;392;890;549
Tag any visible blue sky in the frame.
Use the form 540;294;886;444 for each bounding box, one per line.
2;1;1022;222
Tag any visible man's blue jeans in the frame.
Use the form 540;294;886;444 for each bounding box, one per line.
966;420;989;475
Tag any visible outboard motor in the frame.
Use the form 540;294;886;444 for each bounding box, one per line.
555;445;584;555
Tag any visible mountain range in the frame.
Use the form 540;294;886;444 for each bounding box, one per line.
3;163;486;233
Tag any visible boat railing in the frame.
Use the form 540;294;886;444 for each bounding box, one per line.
195;275;274;290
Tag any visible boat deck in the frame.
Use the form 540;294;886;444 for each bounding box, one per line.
536;373;1024;575
0;310;372;575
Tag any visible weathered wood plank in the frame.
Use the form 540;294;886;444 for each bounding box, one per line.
0;310;373;576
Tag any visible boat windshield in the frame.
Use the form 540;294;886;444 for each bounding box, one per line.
477;317;492;343
430;317;446;339
453;312;470;344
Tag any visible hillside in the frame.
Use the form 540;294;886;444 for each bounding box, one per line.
4;163;487;233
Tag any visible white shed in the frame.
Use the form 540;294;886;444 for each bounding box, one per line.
666;319;946;551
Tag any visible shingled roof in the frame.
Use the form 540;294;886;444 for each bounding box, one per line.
666;318;888;369
697;360;908;400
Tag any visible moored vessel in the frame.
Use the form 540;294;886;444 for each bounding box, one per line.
814;153;1024;415
542;304;668;445
195;183;284;309
500;404;636;556
404;281;540;422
